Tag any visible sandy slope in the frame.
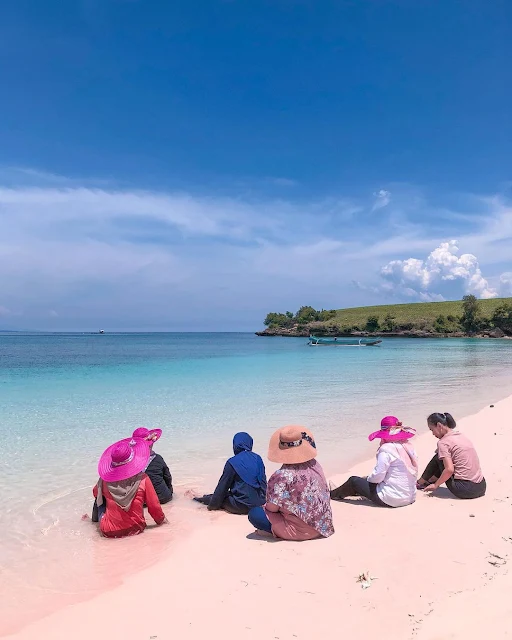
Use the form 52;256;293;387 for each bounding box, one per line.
7;397;512;640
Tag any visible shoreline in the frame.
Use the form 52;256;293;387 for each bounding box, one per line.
4;342;512;638
6;392;512;640
255;329;511;339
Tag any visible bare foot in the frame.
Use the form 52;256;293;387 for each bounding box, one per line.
254;529;273;538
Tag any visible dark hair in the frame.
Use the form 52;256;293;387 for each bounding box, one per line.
427;412;456;429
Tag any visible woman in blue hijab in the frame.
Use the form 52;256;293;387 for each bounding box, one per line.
194;432;267;515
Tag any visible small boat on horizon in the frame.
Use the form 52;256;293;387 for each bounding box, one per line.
99;329;105;334
308;335;382;347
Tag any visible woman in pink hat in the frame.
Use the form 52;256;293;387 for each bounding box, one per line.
330;416;418;508
93;438;166;538
248;426;334;540
132;428;173;504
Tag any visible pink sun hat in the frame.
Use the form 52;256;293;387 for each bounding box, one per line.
132;427;162;443
368;416;416;442
98;438;151;483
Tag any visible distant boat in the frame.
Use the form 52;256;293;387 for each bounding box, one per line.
99;329;105;334
308;335;382;347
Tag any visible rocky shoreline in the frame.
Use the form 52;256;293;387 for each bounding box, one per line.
255;327;509;339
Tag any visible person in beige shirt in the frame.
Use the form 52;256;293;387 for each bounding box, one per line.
417;412;486;499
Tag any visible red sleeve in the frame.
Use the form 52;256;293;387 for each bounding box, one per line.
144;476;165;525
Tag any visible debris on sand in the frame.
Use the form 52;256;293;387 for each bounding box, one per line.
357;570;378;589
487;552;507;567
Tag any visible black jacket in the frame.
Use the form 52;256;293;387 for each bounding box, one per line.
145;452;173;504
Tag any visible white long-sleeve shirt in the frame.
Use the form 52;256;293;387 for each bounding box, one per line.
366;442;417;507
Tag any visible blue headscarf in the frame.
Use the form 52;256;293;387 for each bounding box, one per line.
228;432;267;491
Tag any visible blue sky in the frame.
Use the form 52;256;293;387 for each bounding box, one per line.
0;0;511;330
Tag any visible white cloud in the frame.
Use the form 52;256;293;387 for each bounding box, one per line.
380;240;498;300
372;189;391;212
0;170;510;329
500;272;512;296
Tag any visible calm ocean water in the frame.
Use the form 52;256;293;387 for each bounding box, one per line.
1;332;512;633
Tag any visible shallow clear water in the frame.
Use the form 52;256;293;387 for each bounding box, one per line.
1;332;512;633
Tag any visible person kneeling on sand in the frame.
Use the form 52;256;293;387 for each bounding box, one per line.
417;412;486;499
248;426;334;540
132;427;173;504
330;416;418;508
93;438;167;538
194;432;267;515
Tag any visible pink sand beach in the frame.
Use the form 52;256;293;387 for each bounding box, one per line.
5;395;512;640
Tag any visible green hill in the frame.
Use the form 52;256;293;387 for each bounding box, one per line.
258;297;512;337
329;298;512;328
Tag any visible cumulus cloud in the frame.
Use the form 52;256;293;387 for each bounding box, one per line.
372;189;391;212
380;241;498;301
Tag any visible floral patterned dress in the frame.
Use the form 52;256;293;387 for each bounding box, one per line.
265;460;334;539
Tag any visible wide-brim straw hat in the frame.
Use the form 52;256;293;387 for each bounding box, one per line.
268;425;317;464
132;427;162;443
368;415;416;442
98;437;151;483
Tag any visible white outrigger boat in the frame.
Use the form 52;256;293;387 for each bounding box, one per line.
308;335;382;347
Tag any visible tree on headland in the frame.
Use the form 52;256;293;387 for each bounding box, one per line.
492;303;512;335
460;295;481;333
264;312;294;328
382;313;396;332
365;316;380;332
295;306;336;324
434;315;447;333
264;306;336;328
295;306;319;324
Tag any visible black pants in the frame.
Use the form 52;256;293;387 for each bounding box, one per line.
330;476;390;507
157;485;173;505
421;454;487;499
193;494;250;515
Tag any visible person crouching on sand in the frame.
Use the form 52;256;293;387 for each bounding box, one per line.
93;438;167;538
330;416;418;508
248;426;334;540
417;412;486;499
194;432;267;514
132;427;173;504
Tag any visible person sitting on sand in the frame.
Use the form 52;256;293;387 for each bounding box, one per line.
194;432;267;515
247;426;334;540
417;412;486;499
93;437;166;538
330;416;418;508
132;427;173;504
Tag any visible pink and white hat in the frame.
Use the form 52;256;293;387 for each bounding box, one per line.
368;416;416;442
98;438;151;482
132;427;162;443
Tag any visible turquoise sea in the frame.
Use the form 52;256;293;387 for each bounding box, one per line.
2;332;512;633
